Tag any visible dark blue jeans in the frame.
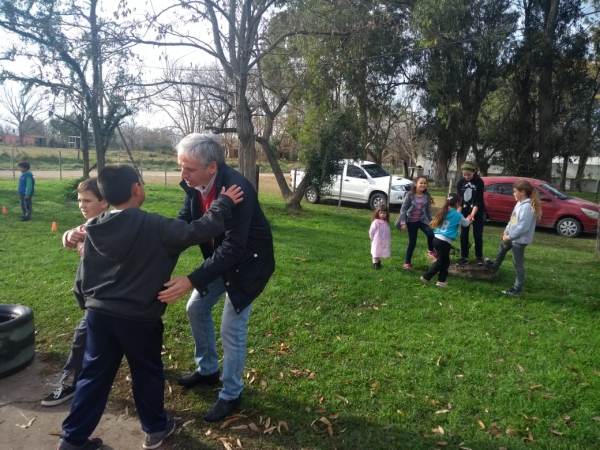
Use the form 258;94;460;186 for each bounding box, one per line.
460;212;485;259
59;312;87;385
19;194;32;219
405;221;434;264
61;311;167;446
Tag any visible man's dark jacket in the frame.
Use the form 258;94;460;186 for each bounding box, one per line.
178;164;275;314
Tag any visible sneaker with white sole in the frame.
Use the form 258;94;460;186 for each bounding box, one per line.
42;382;76;406
55;437;103;450
420;276;430;284
427;250;438;258
143;416;176;449
436;281;448;288
403;263;413;270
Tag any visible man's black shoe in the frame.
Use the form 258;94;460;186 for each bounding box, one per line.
177;370;220;388
204;395;242;422
455;257;469;266
484;259;498;274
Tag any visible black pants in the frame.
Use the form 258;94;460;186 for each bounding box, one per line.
423;238;452;282
460;212;485;258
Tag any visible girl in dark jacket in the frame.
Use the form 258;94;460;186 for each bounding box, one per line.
456;161;485;265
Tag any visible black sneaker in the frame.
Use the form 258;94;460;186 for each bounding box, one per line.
177;370;220;388
143;416;176;449
484;258;497;274
204;395;242;422
455;257;469;266
42;382;76;406
56;437;103;450
476;257;485;266
502;288;522;297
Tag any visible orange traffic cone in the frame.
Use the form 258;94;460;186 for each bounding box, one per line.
1;206;6;214
51;222;58;231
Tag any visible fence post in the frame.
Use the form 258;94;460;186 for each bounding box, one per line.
59;151;62;181
164;157;167;188
11;148;15;181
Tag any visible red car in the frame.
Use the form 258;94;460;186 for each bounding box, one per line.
482;176;599;238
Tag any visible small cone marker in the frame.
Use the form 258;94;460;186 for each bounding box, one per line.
2;206;6;214
51;222;58;231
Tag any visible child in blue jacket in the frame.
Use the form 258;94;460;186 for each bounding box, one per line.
17;161;35;221
421;193;471;287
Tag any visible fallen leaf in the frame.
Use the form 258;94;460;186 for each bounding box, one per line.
435;410;450;414
518;364;525;373
541;393;553;398
431;426;444;435
522;432;535;442
220;417;240;429
264;426;276;434
16;417;36;429
456;374;464;378
494;358;505;363
223;442;234;450
182;419;195;428
436;441;448;446
551;430;563;436
529;384;543;390
277;420;288;433
237;438;243;448
593;417;600;422
230;425;248;430
475;418;486;429
505;428;517;436
248;423;259;432
329;413;340;419
382;424;394;430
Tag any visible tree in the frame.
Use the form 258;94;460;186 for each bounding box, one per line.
0;84;46;144
0;0;139;174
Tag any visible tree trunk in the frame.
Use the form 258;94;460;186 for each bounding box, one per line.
574;154;589;191
235;80;257;188
559;155;568;190
433;126;453;187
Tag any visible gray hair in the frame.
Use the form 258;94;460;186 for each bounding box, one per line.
176;133;226;168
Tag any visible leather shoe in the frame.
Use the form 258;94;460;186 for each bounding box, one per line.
204;395;242;422
177;370;220;388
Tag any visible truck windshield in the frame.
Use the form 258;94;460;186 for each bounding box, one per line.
362;163;390;178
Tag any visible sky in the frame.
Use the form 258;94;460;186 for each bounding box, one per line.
0;0;217;131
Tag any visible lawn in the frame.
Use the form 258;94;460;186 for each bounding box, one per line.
1;179;599;450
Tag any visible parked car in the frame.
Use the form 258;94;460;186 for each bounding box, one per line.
290;160;413;210
482;176;599;238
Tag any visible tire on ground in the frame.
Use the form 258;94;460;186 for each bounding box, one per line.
0;304;35;379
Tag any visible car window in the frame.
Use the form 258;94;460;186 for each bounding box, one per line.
362;163;390;178
484;184;496;193
347;166;365;178
496;184;514;196
334;163;344;176
540;183;571;200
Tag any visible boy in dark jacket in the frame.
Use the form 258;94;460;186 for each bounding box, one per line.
456;161;486;265
17;161;35;221
56;165;243;450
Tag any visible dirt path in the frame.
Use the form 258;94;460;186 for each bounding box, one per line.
0;357;149;450
0;170;284;194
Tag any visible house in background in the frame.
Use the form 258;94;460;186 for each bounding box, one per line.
0;134;48;147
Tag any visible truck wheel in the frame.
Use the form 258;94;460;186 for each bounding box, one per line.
369;193;387;210
0;304;35;379
556;217;581;238
305;186;320;204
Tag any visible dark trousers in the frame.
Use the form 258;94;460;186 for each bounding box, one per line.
61;310;167;446
423;238;452;282
19;194;32;219
60;312;87;385
460;212;485;258
491;240;527;293
405;221;434;264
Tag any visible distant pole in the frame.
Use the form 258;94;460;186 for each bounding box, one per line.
164;157;167;188
59;151;62;181
140;155;143;179
11;148;15;180
255;164;259;192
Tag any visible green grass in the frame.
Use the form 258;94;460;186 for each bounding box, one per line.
1;180;599;450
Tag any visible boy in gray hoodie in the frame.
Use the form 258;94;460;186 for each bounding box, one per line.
57;165;243;450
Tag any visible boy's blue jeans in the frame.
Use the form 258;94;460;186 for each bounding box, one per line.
19;194;32;219
61;311;167;446
186;277;252;401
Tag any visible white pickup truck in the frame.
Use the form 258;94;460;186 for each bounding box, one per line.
289;159;413;210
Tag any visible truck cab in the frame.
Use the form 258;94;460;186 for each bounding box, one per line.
293;160;412;210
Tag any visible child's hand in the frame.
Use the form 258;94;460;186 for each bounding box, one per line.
502;234;510;242
76;241;85;257
221;185;243;204
466;215;473;221
401;224;406;232
67;229;86;245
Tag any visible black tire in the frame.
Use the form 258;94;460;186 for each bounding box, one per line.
0;304;35;379
369;193;387;210
556;217;581;238
305;186;320;204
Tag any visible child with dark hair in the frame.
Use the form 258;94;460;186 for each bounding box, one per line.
485;180;542;297
17;161;35;221
456;161;485;265
42;178;109;407
421;193;471;287
57;164;243;450
395;176;436;270
370;204;391;270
